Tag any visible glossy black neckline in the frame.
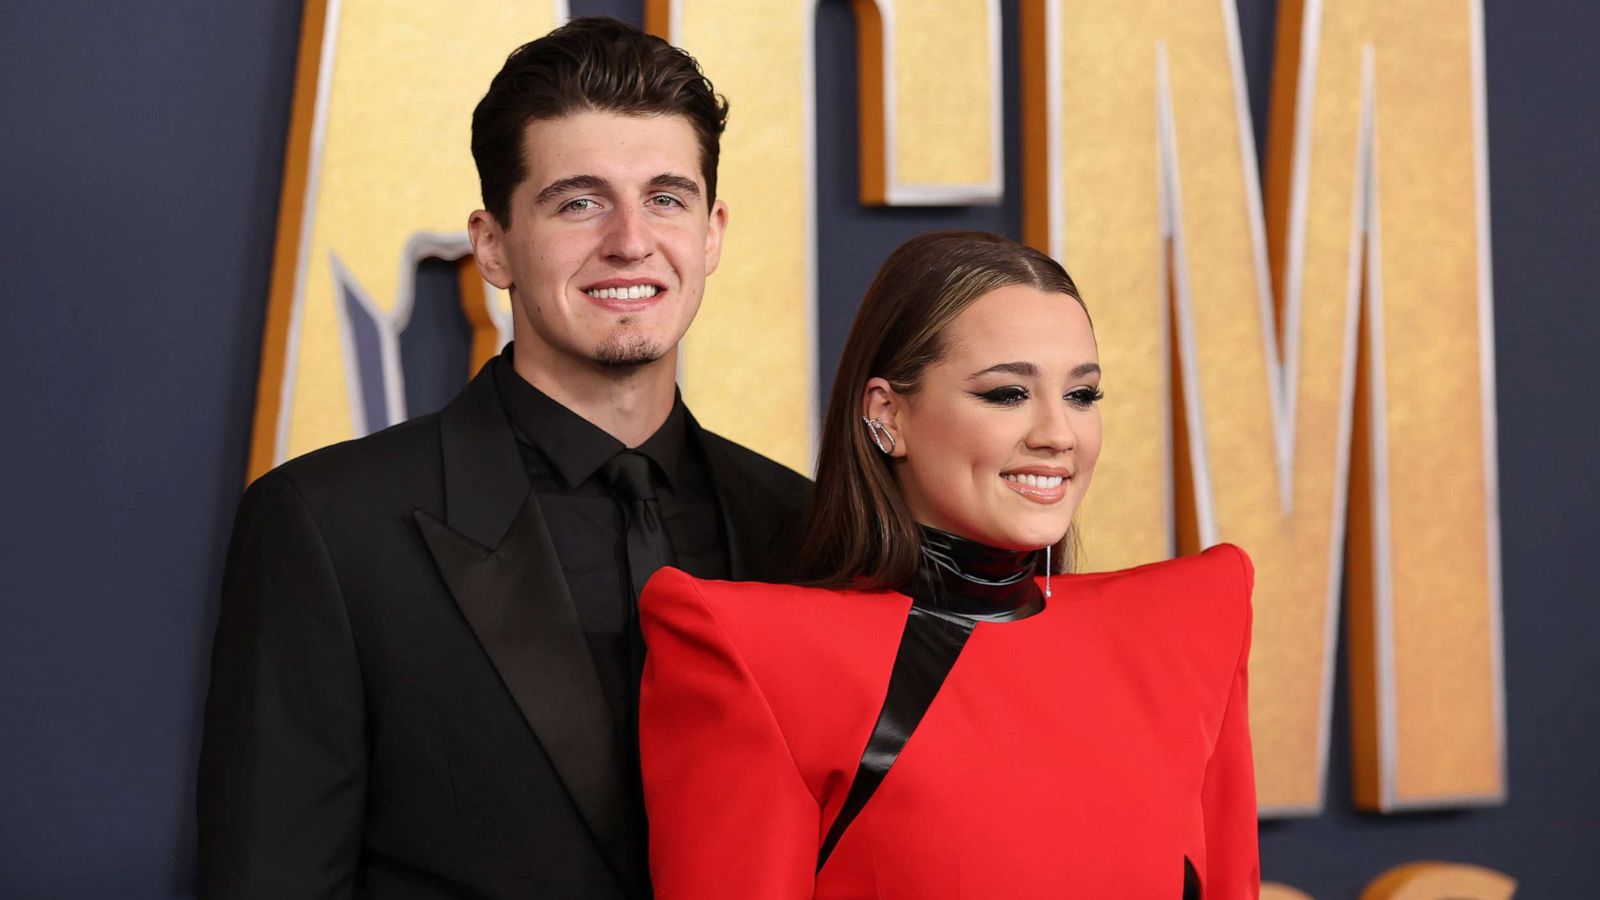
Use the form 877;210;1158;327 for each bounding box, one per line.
901;525;1045;623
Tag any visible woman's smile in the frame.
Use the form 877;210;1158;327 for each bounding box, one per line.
1000;468;1072;503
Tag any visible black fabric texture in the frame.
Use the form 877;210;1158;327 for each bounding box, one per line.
491;350;727;746
601;448;677;838
816;608;975;872
1184;855;1202;899
197;355;809;900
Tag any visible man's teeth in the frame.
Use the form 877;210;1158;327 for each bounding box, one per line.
586;285;660;300
1003;473;1065;489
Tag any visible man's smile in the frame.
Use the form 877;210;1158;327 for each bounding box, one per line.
580;277;669;311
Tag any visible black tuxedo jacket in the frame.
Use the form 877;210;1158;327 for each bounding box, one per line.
197;362;810;899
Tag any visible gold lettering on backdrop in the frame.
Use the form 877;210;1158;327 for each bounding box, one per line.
248;0;561;478
253;0;1505;818
1263;862;1517;899
1360;862;1516;900
1021;0;1503;813
645;0;1002;472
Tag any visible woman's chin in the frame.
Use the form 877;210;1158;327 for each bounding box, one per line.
961;523;1068;552
914;507;1069;551
1002;515;1073;551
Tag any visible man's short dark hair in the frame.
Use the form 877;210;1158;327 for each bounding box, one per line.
471;17;730;227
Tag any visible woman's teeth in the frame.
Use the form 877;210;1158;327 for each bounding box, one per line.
1003;473;1064;489
586;285;660;300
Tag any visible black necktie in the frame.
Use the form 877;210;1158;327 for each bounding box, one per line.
602;451;675;601
601;450;670;889
601;451;675;687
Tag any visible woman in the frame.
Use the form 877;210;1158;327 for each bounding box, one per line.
638;232;1258;898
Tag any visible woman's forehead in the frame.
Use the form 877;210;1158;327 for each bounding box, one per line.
942;285;1098;369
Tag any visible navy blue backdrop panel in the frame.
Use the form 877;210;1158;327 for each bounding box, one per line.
1;1;304;896
2;1;1597;897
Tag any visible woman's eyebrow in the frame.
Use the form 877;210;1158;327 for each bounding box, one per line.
966;361;1100;379
967;361;1037;379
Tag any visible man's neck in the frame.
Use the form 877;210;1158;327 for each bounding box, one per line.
510;347;679;449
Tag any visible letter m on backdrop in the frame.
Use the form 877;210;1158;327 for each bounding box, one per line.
1023;0;1504;814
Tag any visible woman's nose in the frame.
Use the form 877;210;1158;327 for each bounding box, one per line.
1026;397;1077;452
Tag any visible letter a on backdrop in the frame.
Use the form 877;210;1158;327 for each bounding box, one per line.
249;0;566;478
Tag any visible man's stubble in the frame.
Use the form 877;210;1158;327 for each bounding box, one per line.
594;318;665;368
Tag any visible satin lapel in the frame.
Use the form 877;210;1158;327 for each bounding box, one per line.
693;419;783;581
419;363;631;882
415;505;628;871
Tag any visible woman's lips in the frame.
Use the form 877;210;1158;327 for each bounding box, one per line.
1001;472;1070;504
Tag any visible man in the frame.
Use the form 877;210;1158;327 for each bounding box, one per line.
198;18;809;899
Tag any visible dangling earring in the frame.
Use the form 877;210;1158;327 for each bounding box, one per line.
1044;544;1053;599
861;416;896;455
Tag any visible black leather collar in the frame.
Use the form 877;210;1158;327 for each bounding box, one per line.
906;526;1045;622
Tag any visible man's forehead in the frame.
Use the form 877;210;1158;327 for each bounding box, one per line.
520;111;703;178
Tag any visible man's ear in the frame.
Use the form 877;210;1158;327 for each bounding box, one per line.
703;198;729;275
861;377;907;458
468;209;514;290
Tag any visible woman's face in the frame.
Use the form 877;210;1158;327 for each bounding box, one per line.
865;283;1102;551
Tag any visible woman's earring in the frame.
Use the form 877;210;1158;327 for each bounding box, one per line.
861;416;897;455
1044;544;1053;599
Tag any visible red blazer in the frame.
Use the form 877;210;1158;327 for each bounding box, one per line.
639;544;1259;899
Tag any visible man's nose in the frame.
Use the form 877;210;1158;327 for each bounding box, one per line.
601;203;651;261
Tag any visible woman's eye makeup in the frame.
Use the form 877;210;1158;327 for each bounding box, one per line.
974;386;1030;406
1067;386;1105;407
971;385;1104;407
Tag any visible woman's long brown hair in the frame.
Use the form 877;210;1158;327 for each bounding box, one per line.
796;231;1089;590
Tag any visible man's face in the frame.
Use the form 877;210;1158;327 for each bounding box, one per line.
470;110;727;372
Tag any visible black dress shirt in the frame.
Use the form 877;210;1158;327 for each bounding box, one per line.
491;351;730;738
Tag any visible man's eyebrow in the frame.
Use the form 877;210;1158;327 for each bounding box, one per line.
648;173;702;198
534;174;608;206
